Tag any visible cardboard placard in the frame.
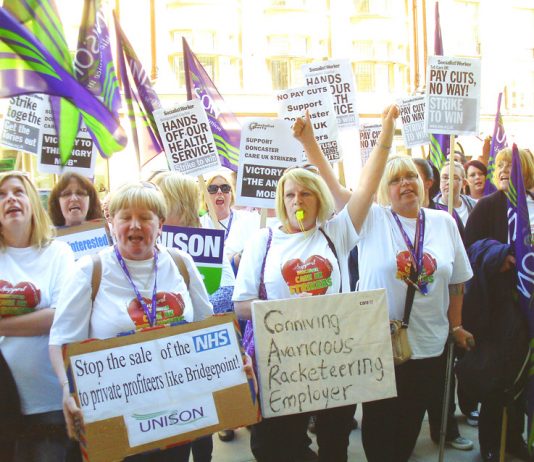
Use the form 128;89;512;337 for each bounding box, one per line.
64;314;259;462
302;59;359;129
160;225;224;295
154;99;220;176
55;220;112;260
398;96;430;148
252;290;396;418
1;94;46;155
424;56;481;136
277;85;341;163
359;124;382;167
236;118;300;209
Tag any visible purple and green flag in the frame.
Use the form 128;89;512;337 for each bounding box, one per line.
113;11;162;168
505;144;534;449
484;92;507;196
76;0;121;118
182;37;240;172
429;1;449;171
0;1;126;163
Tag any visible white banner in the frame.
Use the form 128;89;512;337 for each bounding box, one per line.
55;221;111;260
70;321;246;446
398;96;430;148
236;118;300;209
252;290;396;418
154;99;220;176
302;59;359;129
359;124;382;167
277;85;341;162
424;56;481;136
38;96;96;177
1;94;46;155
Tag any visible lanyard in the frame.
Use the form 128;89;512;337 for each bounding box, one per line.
391;208;427;293
219;210;233;241
114;245;159;327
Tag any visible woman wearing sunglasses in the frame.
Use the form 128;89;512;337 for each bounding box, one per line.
200;173;260;443
48;173;102;228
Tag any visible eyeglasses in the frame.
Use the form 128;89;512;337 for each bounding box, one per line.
440;175;462;182
59;189;89;198
207;184;231;194
388;172;419;186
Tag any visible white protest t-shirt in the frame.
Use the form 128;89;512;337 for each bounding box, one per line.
0;240;75;414
201;209;260;286
356;205;473;359
438;197;469;226
50;246;213;345
233;207;357;301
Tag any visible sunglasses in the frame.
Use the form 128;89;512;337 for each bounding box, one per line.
207;184;231;194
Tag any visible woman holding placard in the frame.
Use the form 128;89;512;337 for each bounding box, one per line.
233;107;400;462
0;171;76;461
49;182;213;461
48;172;103;227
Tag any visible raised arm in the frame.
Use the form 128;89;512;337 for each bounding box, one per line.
292;110;351;211
347;104;399;233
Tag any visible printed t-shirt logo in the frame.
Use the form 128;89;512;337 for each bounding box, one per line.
127;292;185;328
0;281;41;316
281;255;333;295
395;250;437;291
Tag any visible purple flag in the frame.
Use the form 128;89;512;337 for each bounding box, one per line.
484;92;507;196
113;11;163;167
182;38;240;172
0;5;126;161
505;144;534;448
76;0;121;118
429;1;449;171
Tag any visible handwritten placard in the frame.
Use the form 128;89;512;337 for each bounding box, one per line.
252;290;396;418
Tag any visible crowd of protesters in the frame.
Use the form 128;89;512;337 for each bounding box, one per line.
0;103;533;462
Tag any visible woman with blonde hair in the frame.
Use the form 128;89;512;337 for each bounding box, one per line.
276;108;473;462
462;147;534;461
49;182;213;461
0;171;76;461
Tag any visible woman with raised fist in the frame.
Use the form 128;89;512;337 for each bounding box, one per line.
0;171;76;461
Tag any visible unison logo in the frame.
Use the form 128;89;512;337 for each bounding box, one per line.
133;407;206;433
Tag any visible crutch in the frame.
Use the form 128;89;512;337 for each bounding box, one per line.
438;333;455;462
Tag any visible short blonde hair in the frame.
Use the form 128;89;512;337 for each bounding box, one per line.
153;172;200;228
109;182;167;222
440;161;465;179
203;172;235;211
275;168;335;228
494;147;534;191
377;155;425;207
0;171;54;250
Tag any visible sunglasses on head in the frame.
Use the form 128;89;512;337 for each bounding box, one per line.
283;164;320;175
207;184;231;194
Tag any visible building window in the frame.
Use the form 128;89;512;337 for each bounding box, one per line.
353;62;375;92
269;57;309;90
170;54;217;88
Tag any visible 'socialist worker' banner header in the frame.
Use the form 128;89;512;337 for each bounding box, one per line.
154;99;220;177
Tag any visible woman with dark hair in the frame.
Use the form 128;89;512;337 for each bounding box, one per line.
48;173;102;227
464;160;487;201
